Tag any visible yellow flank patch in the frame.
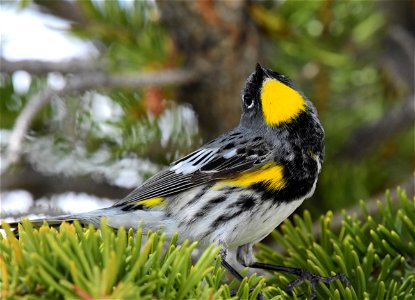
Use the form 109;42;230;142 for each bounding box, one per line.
261;79;306;126
134;197;165;207
216;163;286;191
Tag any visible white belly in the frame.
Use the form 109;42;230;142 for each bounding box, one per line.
220;199;304;248
170;185;306;248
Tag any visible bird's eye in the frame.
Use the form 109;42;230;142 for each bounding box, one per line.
244;94;254;109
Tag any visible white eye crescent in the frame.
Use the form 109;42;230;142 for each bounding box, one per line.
244;95;254;109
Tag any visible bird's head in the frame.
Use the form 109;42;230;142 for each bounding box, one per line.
240;63;316;129
240;63;324;162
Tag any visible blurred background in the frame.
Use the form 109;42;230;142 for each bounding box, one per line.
1;0;414;223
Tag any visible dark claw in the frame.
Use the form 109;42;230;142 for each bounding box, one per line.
256;292;266;300
285;270;351;300
248;262;351;299
229;288;237;297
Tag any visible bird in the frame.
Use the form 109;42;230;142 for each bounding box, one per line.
5;63;349;298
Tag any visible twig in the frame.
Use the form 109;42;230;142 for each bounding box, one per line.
7;89;56;164
1;163;129;202
0;58;100;75
6;68;197;165
0;57;197;87
388;25;415;68
33;0;87;25
336;94;415;160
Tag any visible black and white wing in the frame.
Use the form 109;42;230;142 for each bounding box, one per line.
114;130;271;205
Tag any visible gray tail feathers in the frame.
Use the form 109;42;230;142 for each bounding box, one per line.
2;216;74;232
1;207;112;233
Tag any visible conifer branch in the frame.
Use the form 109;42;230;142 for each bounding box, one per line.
5;66;198;165
310;175;415;240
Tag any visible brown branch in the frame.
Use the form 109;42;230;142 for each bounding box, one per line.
1;58;100;75
32;0;87;25
5;68;198;165
388;26;415;68
1;163;129;201
380;25;415;93
7;89;56;165
336;94;415;160
1;205;68;220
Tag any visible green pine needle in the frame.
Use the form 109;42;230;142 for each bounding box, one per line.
1;189;414;299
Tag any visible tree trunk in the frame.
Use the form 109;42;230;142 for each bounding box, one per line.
157;1;260;141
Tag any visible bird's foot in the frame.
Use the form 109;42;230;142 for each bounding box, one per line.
285;270;351;300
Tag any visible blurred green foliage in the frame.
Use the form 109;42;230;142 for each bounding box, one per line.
0;76;50;130
75;1;169;71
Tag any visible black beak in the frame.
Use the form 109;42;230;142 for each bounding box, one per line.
255;63;263;74
254;63;264;83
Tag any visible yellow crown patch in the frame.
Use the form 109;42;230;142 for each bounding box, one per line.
261;79;306;126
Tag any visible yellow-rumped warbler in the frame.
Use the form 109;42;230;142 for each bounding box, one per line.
7;64;349;298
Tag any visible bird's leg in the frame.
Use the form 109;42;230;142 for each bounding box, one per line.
221;258;244;282
236;244;351;300
219;246;243;281
219;245;264;300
